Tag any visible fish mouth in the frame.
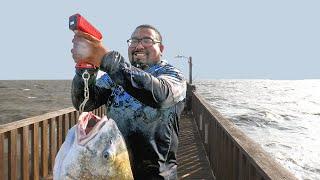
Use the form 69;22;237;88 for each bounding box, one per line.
85;118;98;134
78;112;101;135
77;112;106;145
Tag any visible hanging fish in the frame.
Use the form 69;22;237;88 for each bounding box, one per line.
53;112;133;180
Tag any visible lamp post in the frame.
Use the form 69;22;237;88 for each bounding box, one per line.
175;55;192;84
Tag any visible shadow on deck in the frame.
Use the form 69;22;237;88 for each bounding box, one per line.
177;112;215;179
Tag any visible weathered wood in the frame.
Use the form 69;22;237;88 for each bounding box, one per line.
233;146;239;179
22;126;30;180
217;125;223;179
49;118;56;173
222;132;227;179
102;107;106;116
9;129;18;180
76;111;80;122
67;113;73;128
228;135;234;180
32;123;39;180
0;107;76;134
245;154;250;180
57;116;62;150
0;134;4;179
177;113;215;179
97;107;100;117
249;164;257;180
41;119;49;177
70;112;75;127
212;119;218;174
63;114;69;142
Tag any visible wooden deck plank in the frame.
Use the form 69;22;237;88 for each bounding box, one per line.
177;112;215;180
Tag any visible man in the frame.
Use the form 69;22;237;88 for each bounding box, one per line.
71;24;186;179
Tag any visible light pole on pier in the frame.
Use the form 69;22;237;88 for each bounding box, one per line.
175;55;193;84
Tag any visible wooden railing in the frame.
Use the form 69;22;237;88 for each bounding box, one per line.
190;90;297;180
0;106;105;180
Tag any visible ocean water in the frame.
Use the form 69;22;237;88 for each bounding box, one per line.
195;79;320;180
0;80;72;124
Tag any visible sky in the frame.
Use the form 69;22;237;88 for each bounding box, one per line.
1;0;319;80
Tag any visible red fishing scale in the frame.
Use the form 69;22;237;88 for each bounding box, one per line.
69;13;103;69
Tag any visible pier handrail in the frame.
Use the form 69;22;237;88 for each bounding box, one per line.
0;106;105;180
0;107;75;134
190;88;297;179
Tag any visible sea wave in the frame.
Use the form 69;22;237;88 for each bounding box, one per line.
195;79;320;179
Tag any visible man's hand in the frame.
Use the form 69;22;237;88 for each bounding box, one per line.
71;30;108;67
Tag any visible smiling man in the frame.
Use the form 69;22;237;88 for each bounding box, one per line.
128;25;163;69
71;24;186;179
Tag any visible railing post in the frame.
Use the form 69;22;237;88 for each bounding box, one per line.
22;126;30;180
9;129;18;180
186;83;196;112
41;120;49;177
188;56;192;84
0;134;4;178
49;118;57;173
32;123;39;180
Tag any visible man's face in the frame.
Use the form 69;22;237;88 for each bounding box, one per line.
128;28;164;67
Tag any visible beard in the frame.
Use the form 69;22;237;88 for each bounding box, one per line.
131;61;149;69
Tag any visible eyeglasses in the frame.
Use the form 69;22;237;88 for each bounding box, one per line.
127;37;161;48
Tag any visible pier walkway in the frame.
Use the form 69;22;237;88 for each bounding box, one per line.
177;112;215;179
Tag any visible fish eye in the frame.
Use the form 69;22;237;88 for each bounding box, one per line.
103;151;109;159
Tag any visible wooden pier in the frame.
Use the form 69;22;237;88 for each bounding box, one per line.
0;84;297;179
177;112;215;179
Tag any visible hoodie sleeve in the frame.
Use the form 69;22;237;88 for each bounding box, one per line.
99;51;186;108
